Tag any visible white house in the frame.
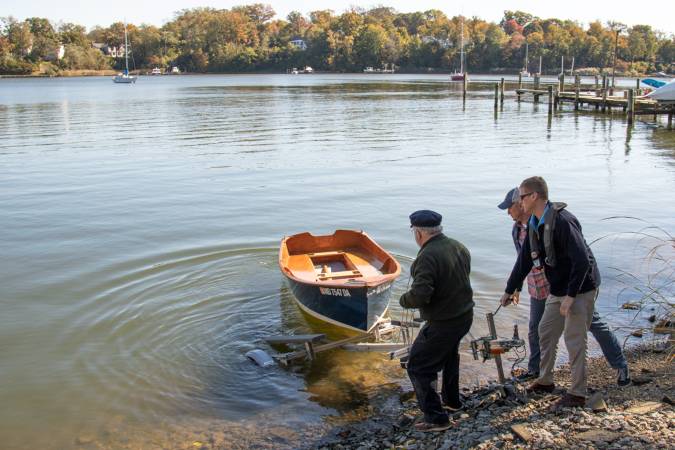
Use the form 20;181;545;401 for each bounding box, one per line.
290;39;307;50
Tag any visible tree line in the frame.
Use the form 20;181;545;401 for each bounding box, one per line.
1;6;673;75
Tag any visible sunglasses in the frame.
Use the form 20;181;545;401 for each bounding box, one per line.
519;192;535;200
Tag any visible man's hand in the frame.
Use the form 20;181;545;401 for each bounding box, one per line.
512;291;520;305
500;292;516;306
560;296;574;316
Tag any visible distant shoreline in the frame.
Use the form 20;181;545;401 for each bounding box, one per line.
1;69;672;79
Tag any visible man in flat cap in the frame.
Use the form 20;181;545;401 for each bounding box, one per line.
400;210;474;431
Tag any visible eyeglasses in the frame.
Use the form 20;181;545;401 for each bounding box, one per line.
519;192;535;200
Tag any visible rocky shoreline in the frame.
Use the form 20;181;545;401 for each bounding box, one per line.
313;342;673;450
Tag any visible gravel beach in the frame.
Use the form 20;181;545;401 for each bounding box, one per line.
314;342;674;450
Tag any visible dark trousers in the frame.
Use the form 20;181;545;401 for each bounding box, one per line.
407;315;473;424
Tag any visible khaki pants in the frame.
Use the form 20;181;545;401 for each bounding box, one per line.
537;289;597;397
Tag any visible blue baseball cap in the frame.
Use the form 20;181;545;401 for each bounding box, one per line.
409;210;442;227
498;187;519;210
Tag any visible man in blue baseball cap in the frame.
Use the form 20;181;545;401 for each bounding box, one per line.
399;210;474;432
498;185;630;386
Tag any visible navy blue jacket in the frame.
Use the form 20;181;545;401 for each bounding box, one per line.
506;206;600;297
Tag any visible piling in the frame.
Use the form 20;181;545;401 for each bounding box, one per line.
574;75;581;110
533;75;540;103
500;78;505;104
548;86;553;115
463;73;468;99
594;75;599;89
517;73;522;102
627;89;635;125
602;86;608;113
559;73;565;92
669;109;673;130
494;83;499;108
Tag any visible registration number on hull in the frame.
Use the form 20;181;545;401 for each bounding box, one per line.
319;287;351;297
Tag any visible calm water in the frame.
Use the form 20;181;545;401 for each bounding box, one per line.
1;74;673;449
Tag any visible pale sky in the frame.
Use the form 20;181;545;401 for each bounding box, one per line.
4;0;675;34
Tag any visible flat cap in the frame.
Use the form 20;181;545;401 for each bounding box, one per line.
409;210;442;228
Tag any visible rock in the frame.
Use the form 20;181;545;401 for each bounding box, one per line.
586;392;608;413
510;424;532;443
75;435;96;446
662;395;674;406
575;430;622;443
621;302;640;310
631;376;654;386
394;414;415;429
647;314;656;323
625;401;662;414
631;330;644;338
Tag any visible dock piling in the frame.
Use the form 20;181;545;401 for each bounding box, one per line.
500;78;505;104
534;75;540;103
574;75;581;110
548;86;553;114
494;83;499;108
627;89;635;125
463;73;468;99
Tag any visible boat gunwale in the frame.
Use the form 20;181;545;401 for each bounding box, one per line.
278;229;401;289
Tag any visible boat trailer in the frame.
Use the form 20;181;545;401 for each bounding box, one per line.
469;310;526;384
246;317;421;367
248;309;525;382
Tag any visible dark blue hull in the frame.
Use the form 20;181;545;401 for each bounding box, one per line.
286;278;394;332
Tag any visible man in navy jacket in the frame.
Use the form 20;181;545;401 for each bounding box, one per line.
500;176;600;410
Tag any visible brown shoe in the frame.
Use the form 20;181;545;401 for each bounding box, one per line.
550;393;586;411
526;382;555;394
414;421;451;432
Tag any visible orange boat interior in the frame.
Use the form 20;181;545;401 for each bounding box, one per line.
280;230;400;285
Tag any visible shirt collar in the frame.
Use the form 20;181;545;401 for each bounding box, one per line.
529;201;551;230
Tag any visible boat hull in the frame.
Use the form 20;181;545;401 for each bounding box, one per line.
285;276;394;332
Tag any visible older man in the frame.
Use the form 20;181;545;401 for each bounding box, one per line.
500;176;600;410
400;210;474;431
498;187;630;386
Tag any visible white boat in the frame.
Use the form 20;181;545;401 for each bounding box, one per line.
646;79;675;102
113;24;137;84
150;67;162;75
520;42;531;77
450;18;465;81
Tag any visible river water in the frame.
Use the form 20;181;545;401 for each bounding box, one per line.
1;74;673;449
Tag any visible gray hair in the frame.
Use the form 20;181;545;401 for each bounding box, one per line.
413;225;443;236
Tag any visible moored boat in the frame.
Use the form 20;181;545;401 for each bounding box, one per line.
646;79;675;102
279;230;401;333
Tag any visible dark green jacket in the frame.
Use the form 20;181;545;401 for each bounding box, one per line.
399;233;474;323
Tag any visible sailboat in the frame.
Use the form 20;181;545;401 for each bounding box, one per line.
451;17;465;81
520;42;531;77
113;23;137;84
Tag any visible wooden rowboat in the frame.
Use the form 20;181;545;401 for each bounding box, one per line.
279;230;401;333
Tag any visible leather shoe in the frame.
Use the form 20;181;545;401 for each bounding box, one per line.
414;421;451;432
550;393;586;411
526;382;555;393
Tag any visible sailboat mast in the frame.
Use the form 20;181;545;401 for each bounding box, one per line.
524;42;529;72
459;18;464;74
124;24;129;73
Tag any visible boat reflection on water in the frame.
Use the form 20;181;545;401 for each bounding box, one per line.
277;284;405;413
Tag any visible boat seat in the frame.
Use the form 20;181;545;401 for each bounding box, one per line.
307;251;344;257
318;269;362;280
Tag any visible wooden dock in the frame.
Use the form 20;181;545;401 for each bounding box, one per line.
454;73;674;129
